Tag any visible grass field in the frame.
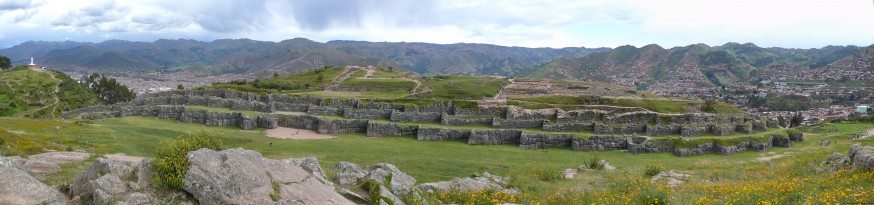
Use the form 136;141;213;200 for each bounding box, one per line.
338;78;417;99
2;116;873;203
424;76;510;100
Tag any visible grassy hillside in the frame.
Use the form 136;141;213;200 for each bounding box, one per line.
422;76;510;100
0;69;98;118
207;66;346;93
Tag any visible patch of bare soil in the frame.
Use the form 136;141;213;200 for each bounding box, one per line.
756;151;795;161
266;127;336;140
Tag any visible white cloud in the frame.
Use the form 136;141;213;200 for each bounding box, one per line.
0;0;872;48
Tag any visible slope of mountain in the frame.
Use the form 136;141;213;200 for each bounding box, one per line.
0;38;606;76
522;43;872;92
0;68;99;118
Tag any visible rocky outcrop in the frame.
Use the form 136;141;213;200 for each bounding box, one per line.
184;148;354;205
70;155;177;205
417;172;520;195
851;144;874;171
0;156;67;205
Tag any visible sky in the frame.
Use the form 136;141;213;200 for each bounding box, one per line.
0;0;873;49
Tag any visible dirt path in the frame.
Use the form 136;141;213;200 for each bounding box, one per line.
325;66;359;91
265;127;336;140
362;66;376;78
17;71;61;118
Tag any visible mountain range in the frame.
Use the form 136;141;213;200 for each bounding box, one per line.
0;38;606;76
520;42;873;92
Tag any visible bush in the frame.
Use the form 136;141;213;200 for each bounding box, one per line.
582;154;604;170
152;131;223;190
644;162;665;177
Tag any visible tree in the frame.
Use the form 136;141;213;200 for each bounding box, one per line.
273;72;280;78
777;115;787;128
80;73;136;104
177;84;185;90
790;112;803;128
0;55;10;70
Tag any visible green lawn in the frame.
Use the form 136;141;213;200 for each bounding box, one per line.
337;78;417;99
424;76;510;100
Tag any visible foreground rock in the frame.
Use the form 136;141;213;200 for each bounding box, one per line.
0;156;67;205
417;172;520;195
184;148;354;205
650;170;691;187
70;155;186;205
820;144;874;173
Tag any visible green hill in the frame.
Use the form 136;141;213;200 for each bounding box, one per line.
0;69;99;118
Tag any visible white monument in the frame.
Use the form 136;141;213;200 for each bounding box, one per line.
29;57;35;66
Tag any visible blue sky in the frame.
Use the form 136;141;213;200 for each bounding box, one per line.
1;0;872;48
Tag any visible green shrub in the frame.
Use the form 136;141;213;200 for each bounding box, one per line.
152;131;223;190
582;154;604;170
644;162;665;177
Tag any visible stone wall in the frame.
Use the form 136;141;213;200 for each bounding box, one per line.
366;122;418;137
273;102;309;112
357;101;406;111
542;123;594;132
492;118;545;129
454;107;506;118
390;111;442;123
440;114;493;126
416;128;470;141
680;125;710;137
645;124;681;136
603;111;657;124
594;123;646;135
710;124;735;136
320;98;358;108
315;118;369;134
344;108;393;119
556;110;605;123
571;136;628;151
519;134;575;149
467;129;523;145
307;105;344;116
628;139;675;154
506;106;557;120
407;102;453;113
278;115;320;130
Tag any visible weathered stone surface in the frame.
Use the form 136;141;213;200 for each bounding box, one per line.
519;133;575;149
645;124;681;136
441;114;493;126
316;118;369;134
367;122;418;137
852;145;874;171
543;122;594;132
417;128;470;141
468;129;523;145
21;159;62;177
650;170;691;187
0;157;67;205
390;111;442;123
492;118;545;129
331;162;366;186
344;108;394;119
122;192;154;205
771;135;791;147
561;168;577;179
27;151;90;164
307;105;345;116
183;148;275;205
557;109;605;123
680;125;709;136
455;107;507;118
416;172;519;195
628;139;675;154
595;123;646;135
572;136;628;151
364;163;416;193
506;106;557;120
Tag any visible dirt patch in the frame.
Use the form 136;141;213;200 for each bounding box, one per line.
756;151;795;161
266;127;336;140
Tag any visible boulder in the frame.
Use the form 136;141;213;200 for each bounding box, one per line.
28;151;91;164
364;163;417;193
416;172;520;195
851;145;874;171
21;159;62;177
184;148;354;205
561;168;577;179
650;170;691;187
0;157;67;205
332;161;367;186
184;148;275;205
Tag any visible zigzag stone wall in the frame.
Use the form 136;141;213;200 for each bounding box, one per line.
440;114;493;126
519;133;575;149
366;122;418;137
416;128;470;141
468;129;523;145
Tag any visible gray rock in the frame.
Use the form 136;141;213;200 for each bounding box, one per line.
852;145;874;171
332;161;366;186
378;185;405;205
183;148;274;205
21;159;62;177
561;168;576;179
28;151;91;164
0;157;68;205
365;163;416;193
650;170;691;187
137;158;153;188
122;192;153;205
416;172;519;195
93;174;128;195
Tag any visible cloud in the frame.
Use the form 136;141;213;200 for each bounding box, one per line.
0;0;872;49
